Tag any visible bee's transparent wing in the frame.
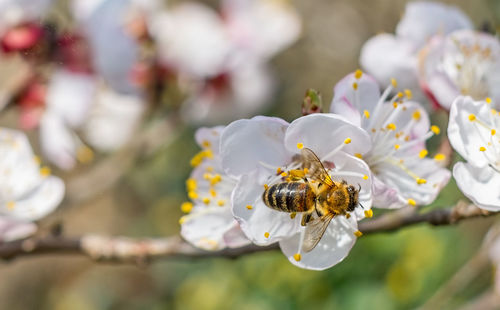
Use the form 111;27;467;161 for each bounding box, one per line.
301;213;335;253
300;148;335;188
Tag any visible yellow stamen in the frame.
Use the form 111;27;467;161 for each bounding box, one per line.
188;191;198;199
290;169;305;178
264;232;270;238
206;166;214;172
202;197;211;205
210;174;222;185
363;110;370;118
416;178;427;185
264;184;269;190
33;155;41;165
40;166;51;177
354;153;363;159
486;97;492;104
217;200;226;206
281;172;288;177
293;253;302;262
354;230;363;237
492;129;496;136
186;178;197;191
210;188;217;197
391;78;397;87
181;202;193;213
179;217;186;225
363;175;368;180
394;144;400;150
345;213;351;219
354;69;363;79
386;123;396;131
297;142;304;149
431;125;440;135
344;138;352;144
364;209;373;218
276;167;283;174
412;110;421;120
76;146;94;164
6;201;15;210
404;89;412;99
397;92;403;98
434;153;446;161
303;168;309;174
393;102;398;109
290;212;296;219
419;149;428;158
480;146;486;152
352;82;358;90
246;205;253;210
202;140;211;148
407;198;416;206
469;114;476;121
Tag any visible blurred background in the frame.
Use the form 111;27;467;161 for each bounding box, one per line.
0;0;499;309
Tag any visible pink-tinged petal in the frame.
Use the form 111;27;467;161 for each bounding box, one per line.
330;73;381;126
195;126;225;152
285;113;372;157
279;216;358;270
181;207;236;251
220;116;290;177
453;163;500;211
39;113;77;170
0;217;37;242
360;34;424;100
372;175;402;209
373;157;450;208
231;171;301;245
396;1;472;47
424;72;459;110
1;176;64;221
223;222;251;248
448;96;490;166
45;70;96;128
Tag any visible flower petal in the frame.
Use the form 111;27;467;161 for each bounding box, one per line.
279;215;358;270
181;207;237;251
220;116;290;177
231;170;301;245
396;1;472;47
285;113;372;158
453;162;500;211
39;113;77;170
0;216;37;242
223;222;251;248
195;126;225;152
448;96;491;166
1;176;65;221
330;72;381;126
359;34;424;100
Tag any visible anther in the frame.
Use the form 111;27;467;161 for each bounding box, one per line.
344;138;352;144
363;110;370;118
434;153;446;161
431;125;440;135
293;253;302;261
354;230;363;237
246;205;253;210
412;110;421;120
480;146;486;152
419;149;428;158
391;78;397;87
469;114;476;121
297;142;304;149
407;198;416;206
364;209;373;218
181;202;193;213
354;69;363;79
416;178;427;185
264;232;270;238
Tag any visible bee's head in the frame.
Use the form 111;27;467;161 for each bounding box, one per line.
347;184;359;212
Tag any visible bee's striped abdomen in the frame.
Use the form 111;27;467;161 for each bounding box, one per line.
262;182;314;213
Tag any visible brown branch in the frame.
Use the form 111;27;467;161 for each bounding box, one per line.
0;203;496;263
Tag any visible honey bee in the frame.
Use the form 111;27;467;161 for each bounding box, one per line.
262;148;361;252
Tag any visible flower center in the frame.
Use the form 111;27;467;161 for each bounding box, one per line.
443;38;497;100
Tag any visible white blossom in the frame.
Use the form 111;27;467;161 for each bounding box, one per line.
331;71;450;208
180;126;249;250
360;1;472;103
448;96;500;211
220;115;373;270
0;128;64;240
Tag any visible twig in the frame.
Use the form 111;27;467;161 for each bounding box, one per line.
0;203;496;263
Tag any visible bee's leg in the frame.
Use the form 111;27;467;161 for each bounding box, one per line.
301;211;313;226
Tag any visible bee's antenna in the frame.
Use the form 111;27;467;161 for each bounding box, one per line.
357;183;361;192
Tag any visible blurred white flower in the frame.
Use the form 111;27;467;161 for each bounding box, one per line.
83;86;145;152
150;0;301;124
448;96;500;211
331;71;450;208
0;128;64;240
220;115;372;270
0;0;52;31
419;30;500;110
180;126;250;251
360;1;472;103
